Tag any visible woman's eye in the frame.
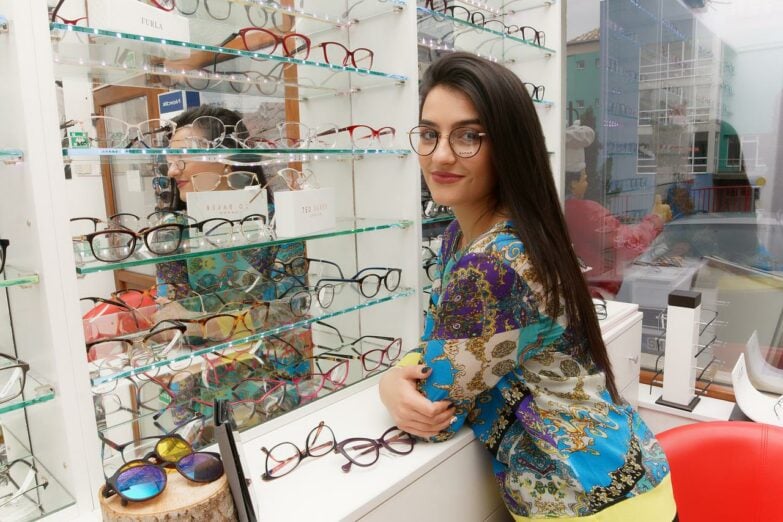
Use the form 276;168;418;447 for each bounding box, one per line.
457;129;481;142
420;130;438;141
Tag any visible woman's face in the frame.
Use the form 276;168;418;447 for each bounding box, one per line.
166;127;227;202
418;85;495;212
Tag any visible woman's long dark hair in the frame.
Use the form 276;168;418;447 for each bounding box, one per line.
421;53;619;402
164;105;268;211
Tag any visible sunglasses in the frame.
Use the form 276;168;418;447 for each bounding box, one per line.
100;433;224;505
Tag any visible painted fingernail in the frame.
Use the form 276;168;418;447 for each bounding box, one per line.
421;366;431;375
449;416;458;425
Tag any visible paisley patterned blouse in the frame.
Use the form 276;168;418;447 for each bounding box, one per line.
404;220;676;521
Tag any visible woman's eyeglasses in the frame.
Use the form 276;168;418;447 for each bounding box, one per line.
408;126;487;158
0;238;8;274
0;353;30;405
335;426;416;472
260;420;337;480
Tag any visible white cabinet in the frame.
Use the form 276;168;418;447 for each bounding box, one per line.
600;299;643;407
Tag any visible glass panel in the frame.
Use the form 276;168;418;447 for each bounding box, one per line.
566;0;783;395
74;218;412;274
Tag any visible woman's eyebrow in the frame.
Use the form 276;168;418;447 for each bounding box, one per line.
419;118;482;126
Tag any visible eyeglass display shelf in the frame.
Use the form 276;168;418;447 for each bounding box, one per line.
74;217;412;275
0;268;40;289
436;0;556;17
0;430;76;520
50;23;408;91
97;332;398;435
0;372;55;416
62;148;411;161
90;286;416;387
422;215;454;226
53;54;403;103
162;0;405;28
416;7;556;56
0;148;23;164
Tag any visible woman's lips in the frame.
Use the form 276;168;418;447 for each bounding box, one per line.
175;179;189;189
430;171;463;184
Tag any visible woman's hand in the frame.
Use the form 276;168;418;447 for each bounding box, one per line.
378;365;455;438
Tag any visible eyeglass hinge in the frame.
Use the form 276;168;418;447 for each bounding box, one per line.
0;16;9;33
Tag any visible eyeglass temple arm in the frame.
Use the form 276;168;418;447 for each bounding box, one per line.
314;320;344;343
305;257;345;278
353;266;398;278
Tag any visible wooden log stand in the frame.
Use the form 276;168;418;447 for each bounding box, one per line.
99;471;237;522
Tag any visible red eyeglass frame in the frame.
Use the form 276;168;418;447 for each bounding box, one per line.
316;42;374;69
237;27;311;59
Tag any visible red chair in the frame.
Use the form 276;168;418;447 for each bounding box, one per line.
657;421;783;522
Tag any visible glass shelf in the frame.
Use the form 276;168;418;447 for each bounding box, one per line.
0;430;75;521
417;7;556;61
0;149;23;164
0;268;40;289
74;217;412;275
97;331;399;435
90;286;416;387
165;0;406;28
62;148;410;161
438;0;556;16
50;23;407;101
500;0;557;15
0;372;56;416
422;215;454;226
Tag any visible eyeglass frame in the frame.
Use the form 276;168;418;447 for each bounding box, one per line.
334;426;416;473
314;322;403;372
408;125;488;158
315;266;402;299
0;458;49;513
0;353;30;405
260;420;337;480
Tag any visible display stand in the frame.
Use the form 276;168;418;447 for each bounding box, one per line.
99;473;236;522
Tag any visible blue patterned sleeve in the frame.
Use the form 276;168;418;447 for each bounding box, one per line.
417;252;532;440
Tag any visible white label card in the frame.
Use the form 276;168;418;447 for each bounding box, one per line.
274;188;336;237
187;189;269;223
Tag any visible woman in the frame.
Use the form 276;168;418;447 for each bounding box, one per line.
380;53;676;521
156;105;300;301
